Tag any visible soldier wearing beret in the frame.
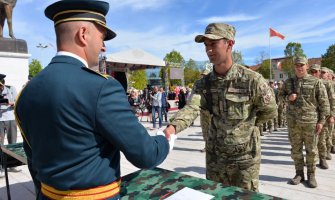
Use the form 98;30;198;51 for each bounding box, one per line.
282;57;329;188
14;1;170;199
164;23;277;192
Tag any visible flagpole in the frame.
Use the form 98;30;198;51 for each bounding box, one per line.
269;29;272;80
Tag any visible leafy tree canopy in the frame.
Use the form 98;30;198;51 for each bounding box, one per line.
128;70;148;90
321;44;335;71
29;59;43;77
281;42;305;77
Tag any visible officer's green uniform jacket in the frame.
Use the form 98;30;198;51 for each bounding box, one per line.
170;63;277;163
282;74;330;124
15;55;169;199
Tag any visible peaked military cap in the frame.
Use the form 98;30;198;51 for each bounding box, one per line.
45;0;116;41
0;74;5;81
294;56;308;65
310;64;320;71
195;23;236;43
0;74;5;86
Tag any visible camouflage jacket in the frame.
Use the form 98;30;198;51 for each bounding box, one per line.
170;63;277;161
281;74;330;124
322;79;335;117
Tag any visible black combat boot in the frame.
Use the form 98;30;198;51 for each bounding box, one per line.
307;172;317;188
288;170;304;185
319;158;329;169
331;146;335;154
326;149;332;160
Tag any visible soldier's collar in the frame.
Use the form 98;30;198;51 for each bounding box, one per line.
212;63;237;80
57;51;88;68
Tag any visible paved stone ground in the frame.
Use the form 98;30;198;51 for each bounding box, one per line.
1;112;335;200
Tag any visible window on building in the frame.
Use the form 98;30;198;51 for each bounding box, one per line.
280;74;283;78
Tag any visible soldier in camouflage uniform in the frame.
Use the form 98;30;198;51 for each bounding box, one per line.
282;57;330;188
164;23;277;192
309;64;335;169
320;67;335;160
329;69;335;154
277;81;286;128
199;69;212;152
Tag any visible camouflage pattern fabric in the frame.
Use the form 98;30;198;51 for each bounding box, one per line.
282;74;330;173
288;121;318;172
170;63;277;191
200;109;211;141
120;168;281;200
318;79;335;158
277;101;286;127
324;79;335;149
282;75;329;124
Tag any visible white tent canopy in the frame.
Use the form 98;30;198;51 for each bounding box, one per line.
106;48;166;72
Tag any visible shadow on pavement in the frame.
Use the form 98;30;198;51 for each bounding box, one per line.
261;146;291;151
261;141;290;145
0;181;35;200
261;159;294;165
261;151;291;157
259;175;289;182
173;166;206;175
177;137;204;142
173;147;203;152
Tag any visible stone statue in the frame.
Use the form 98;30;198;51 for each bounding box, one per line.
0;0;17;39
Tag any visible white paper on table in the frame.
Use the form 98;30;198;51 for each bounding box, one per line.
165;187;214;200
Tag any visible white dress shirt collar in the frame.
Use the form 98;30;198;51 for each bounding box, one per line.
56;51;88;68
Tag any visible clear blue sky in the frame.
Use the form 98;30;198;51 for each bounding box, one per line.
5;0;335;67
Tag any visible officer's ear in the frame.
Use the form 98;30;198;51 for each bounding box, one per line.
77;24;90;46
227;40;235;47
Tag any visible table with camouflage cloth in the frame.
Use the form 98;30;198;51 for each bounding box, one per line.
120;168;282;200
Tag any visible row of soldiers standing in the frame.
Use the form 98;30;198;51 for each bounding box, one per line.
265;57;335;188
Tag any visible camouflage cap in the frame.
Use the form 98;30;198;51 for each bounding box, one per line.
268;79;274;83
328;68;334;74
277;80;283;84
294;56;308;65
310;64;320;71
195;23;236;43
321;67;329;72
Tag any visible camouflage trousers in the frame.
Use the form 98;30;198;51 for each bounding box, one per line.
206;160;260;192
277;104;286;127
288;121;318;173
318;123;333;159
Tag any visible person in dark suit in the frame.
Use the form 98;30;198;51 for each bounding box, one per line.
14;1;170;199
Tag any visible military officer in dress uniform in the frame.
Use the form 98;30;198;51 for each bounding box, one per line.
164;23;277;192
14;1;170;199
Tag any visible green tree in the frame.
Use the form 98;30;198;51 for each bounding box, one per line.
281;42;305;76
255;51;272;79
184;59;201;86
232;50;244;65
160;50;185;87
256;59;271;79
321;44;335;71
29;59;43;77
128;69;147;90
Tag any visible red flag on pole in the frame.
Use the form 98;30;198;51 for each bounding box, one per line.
269;28;285;40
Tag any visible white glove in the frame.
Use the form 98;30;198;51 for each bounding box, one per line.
156;130;177;151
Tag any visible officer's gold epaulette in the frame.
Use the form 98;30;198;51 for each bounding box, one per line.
82;67;113;79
